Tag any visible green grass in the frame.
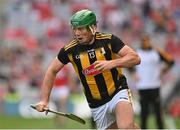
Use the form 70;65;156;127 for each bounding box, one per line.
134;114;180;129
0;114;179;129
0;114;92;129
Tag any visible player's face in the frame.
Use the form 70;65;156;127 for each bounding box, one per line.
72;26;94;45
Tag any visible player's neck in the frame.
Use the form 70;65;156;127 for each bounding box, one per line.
88;36;95;45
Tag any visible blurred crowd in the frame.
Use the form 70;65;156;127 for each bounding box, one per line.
0;0;180;119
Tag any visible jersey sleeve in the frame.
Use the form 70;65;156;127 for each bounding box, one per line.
111;34;125;53
57;47;70;64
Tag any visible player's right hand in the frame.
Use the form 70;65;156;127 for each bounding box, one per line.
34;101;49;112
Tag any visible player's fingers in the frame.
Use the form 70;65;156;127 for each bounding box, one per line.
94;62;102;68
94;61;106;71
36;106;45;112
43;107;49;111
93;61;101;65
95;65;104;71
94;64;101;70
35;103;48;112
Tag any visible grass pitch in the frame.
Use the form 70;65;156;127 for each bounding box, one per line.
0;114;92;129
0;114;179;129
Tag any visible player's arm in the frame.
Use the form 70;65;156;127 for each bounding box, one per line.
35;57;64;112
94;33;141;71
111;35;141;68
94;44;141;71
112;45;141;68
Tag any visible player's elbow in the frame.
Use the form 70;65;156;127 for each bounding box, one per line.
136;54;141;65
47;66;59;77
133;53;141;65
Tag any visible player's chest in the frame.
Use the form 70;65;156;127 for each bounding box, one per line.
75;47;107;60
71;45;111;69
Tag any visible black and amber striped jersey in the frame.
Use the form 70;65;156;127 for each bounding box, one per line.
57;32;128;108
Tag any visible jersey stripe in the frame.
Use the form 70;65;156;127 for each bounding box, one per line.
64;40;76;48
80;52;101;99
127;89;133;105
65;42;78;51
96;33;112;37
96;33;112;39
87;50;109;100
95;47;115;96
108;44;122;76
96;36;111;39
70;52;94;102
106;44;122;89
64;40;78;50
103;45;121;90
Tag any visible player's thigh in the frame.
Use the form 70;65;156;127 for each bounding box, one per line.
115;101;134;128
91;104;115;129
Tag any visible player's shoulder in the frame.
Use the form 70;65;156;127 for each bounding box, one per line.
95;32;112;40
64;39;78;51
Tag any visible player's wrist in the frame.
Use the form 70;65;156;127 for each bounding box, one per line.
40;96;49;104
112;59;122;68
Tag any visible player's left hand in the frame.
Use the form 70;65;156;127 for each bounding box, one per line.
94;60;114;72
